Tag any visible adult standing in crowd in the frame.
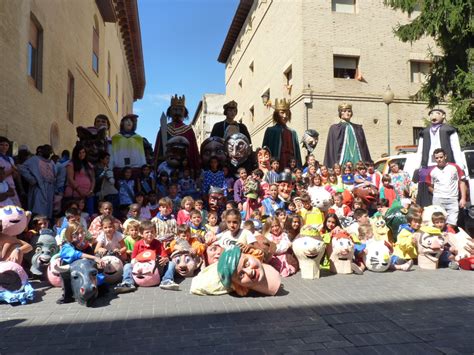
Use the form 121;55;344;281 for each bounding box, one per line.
388;161;412;202
64;143;95;215
428;148;467;228
211;100;252;143
19;144;57;218
0;136;21;206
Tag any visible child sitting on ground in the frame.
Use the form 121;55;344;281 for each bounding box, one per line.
188;209;206;241
169;224;205;257
114;220;175;293
89;201;122;242
57;222;102;304
391;213;420;271
263;217;298;277
151;197;177;243
328;192;351;220
95;216;127;261
123;220;141;260
218;208;256;247
379;174;398;207
205;211;219;234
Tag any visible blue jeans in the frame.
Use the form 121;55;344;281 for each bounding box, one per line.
121;261;175;286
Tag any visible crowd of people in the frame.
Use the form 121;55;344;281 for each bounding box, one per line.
0;97;472;306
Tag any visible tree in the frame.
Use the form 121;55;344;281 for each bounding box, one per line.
384;0;474;146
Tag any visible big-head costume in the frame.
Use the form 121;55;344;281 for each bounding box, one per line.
324;103;372;168
154;95;200;171
211;100;252;142
111;114;147;169
262;99;302;168
292;226;326;279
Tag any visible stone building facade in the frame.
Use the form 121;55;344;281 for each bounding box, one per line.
191;94;227;146
218;0;445;163
0;0;145;153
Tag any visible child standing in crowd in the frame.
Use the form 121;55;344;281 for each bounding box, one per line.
205;210;219;234
118;167;136;219
95;216;126;261
299;194;324;226
201;157;227;197
89;201;123;241
223;166;234;198
275;208;288;228
262;183;283;217
151;197;177;241
135;192;151;220
137;164;155;195
95;151;119;215
0;167;15;207
284;214;303;241
354;162;372;186
179;168;197;198
156;171;169;198
379;174;398;207
233;167;248;207
177;196;194;225
123;203;141;230
328;192;351;220
146;191;160;218
342;164;355;189
195;199;208;224
167;183;182;215
123;220;141;259
263;217;298;277
266;159;280;184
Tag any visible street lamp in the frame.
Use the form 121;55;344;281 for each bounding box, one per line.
383;85;395;156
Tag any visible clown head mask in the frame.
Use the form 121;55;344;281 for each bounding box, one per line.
201;137;226;169
429;108;446;125
132;250;160;287
415;226;446;270
166;136;190;169
0;205;29;237
244;177;259;201
365;239;392;272
292;226;326;279
218;246;281;296
225;133;251;167
310;188;333;212
353;185;378;206
277;172;293;202
47;254;62;287
301;129;319;154
101;255;124;284
30;229;58;276
172;250;200;278
329;230;355;274
370;214;390;243
256;147;271;172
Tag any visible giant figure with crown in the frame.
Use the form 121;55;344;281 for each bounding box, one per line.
154;95;201;171
324;103;372;168
262;98;302;169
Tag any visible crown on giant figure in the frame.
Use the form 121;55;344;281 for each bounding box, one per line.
275;98;291;111
338;103;352;111
170;94;186;107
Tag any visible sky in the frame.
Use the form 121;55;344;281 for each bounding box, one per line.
134;0;239;147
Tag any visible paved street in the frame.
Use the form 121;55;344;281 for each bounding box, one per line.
1;267;473;354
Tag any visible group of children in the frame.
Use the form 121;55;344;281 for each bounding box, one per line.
15;153;467;302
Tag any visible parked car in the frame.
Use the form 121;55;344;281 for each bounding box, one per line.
374;153;419;179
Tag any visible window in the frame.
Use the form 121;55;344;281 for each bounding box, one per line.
334;56;359;79
410;61;430;83
67;71;75;123
27;13;43;91
249;106;255;122
238;78;242;88
249;61;254;73
412;127;423;145
332;0;356;13
115;76;119;113
107;52;111;97
92;19;99;74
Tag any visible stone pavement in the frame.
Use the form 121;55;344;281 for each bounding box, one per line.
1;266;473;354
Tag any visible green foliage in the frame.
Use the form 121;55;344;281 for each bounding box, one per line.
385;0;474;146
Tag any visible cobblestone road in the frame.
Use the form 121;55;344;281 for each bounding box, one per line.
1;266;473;354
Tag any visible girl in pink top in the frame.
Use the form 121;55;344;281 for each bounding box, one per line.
176;196;194;225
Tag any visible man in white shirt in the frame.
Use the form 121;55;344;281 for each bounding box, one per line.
428;148;467;227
